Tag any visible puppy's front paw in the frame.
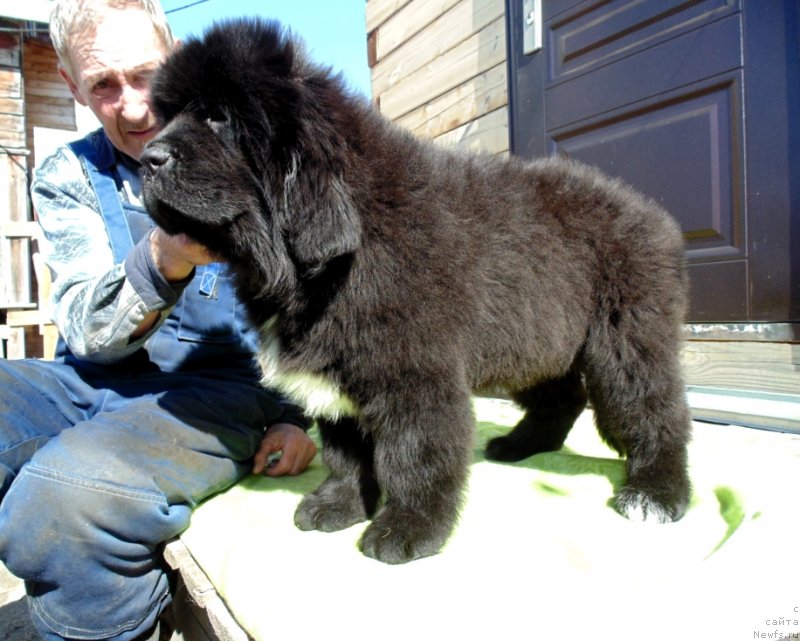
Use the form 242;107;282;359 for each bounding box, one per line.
294;480;370;532
358;506;449;564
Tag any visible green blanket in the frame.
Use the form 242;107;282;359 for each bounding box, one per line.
180;398;800;641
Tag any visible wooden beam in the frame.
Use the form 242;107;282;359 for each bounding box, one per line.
5;309;45;325
367;29;378;68
0;220;41;238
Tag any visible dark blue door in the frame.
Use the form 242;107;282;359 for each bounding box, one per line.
506;0;799;324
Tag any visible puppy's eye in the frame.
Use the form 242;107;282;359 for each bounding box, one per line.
204;114;236;148
205;116;227;136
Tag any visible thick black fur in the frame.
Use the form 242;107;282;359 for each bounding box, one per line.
141;19;692;564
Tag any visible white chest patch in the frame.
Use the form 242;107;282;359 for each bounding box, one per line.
256;319;358;421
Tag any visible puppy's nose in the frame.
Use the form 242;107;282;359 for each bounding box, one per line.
140;144;173;172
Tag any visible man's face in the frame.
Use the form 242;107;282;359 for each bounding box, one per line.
60;9;169;160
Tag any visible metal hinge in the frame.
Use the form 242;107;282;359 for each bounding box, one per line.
523;0;543;54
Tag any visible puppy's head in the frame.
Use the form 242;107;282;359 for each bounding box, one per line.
141;18;360;276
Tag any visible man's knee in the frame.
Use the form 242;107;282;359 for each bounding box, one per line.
0;452;190;576
0;455;186;638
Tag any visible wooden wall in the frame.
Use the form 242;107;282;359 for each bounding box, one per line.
24;38;77;167
366;0;508;155
1;26;74;359
0;31;32;319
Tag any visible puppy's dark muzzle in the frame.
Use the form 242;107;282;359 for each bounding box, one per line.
140;142;175;174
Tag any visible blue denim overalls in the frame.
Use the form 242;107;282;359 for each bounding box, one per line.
0;133;289;641
59;132;261;375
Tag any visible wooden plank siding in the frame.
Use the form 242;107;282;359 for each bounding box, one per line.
1;27;74;359
0;30;32;320
0;153;32;309
366;0;413;33
433;102;508;155
0;61;25;149
372;0;464;61
24;38;77;169
367;0;509;155
0;96;24;116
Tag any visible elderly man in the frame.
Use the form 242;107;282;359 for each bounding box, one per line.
0;1;317;640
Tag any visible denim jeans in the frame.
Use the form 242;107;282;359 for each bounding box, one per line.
0;357;281;640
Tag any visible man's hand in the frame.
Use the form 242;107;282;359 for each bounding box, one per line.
253;423;318;477
149;227;218;282
132;229;219;338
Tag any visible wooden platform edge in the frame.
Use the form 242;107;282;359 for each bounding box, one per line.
164;539;251;641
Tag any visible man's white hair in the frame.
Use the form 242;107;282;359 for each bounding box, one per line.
50;0;175;77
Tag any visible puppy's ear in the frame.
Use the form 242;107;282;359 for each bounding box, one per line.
288;175;361;269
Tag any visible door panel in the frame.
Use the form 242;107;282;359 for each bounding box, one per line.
506;0;799;323
547;10;741;130
689;261;747;320
550;0;736;82
554;75;745;263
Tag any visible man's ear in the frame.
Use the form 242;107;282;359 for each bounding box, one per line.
58;63;88;107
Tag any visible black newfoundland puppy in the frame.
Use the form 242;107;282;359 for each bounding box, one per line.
141;19;691;564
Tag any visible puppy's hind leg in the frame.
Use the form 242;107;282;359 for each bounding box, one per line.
584;316;691;524
485;364;587;462
295;417;380;532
